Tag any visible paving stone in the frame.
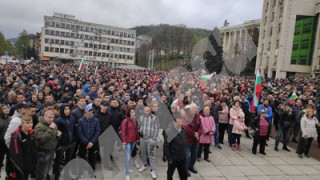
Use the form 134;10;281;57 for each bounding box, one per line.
238;166;265;176
216;166;245;177
196;164;222;177
256;166;285;176
246;157;270;165
264;157;287;165
276;165;305;175
228;156;252;166
287;176;314;180
248;176;272;180
293;165;320;175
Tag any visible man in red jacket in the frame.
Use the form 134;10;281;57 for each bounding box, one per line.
183;103;201;177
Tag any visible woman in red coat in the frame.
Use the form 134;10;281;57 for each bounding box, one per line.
121;108;140;180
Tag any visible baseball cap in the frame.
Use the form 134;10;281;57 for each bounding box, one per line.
85;103;93;112
260;109;266;113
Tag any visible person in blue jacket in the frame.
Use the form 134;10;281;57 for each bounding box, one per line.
77;103;100;170
257;99;273;142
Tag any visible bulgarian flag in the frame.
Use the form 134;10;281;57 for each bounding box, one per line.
199;74;213;87
78;59;85;71
251;70;262;113
170;99;179;108
94;65;99;76
289;92;297;104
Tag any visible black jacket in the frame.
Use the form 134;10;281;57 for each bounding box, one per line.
71;107;85;123
54;104;76;146
251;116;269;139
9;128;37;179
163;125;186;162
278;108;294;129
211;104;222;123
95;110;112;135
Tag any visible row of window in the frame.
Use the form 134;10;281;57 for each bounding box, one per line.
260;40;280;53
44;38;134;53
44;29;135;46
44;47;134;60
82;61;128;67
264;1;283;25
292;40;311;51
262;24;281;39
294;23;313;35
45;20;135;39
291;56;310;65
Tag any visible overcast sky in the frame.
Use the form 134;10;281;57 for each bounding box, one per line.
0;0;263;39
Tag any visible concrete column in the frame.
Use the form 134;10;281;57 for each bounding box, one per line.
233;31;236;47
228;32;232;49
244;29;249;52
311;14;320;77
223;32;227;51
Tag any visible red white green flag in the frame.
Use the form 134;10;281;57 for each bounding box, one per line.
94;65;99;76
289;92;297;104
199;74;213;87
78;59;85;71
251;70;262;113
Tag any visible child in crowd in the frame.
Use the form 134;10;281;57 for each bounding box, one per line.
231;112;247;151
9;115;37;180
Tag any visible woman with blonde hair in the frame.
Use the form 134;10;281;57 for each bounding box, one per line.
297;107;319;158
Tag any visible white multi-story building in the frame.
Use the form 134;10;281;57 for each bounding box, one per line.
40;13;136;67
256;0;320;79
221;19;260;75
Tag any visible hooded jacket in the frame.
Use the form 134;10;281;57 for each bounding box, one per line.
4;111;22;148
0;107;11;141
54;103;76;146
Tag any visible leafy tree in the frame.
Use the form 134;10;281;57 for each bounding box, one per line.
15;30;30;58
0;32;15;55
203;27;223;74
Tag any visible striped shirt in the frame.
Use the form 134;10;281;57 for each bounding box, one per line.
138;114;160;141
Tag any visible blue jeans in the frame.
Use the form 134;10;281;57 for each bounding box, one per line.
124;142;135;176
185;143;198;170
275;127;291;148
214;123;220;147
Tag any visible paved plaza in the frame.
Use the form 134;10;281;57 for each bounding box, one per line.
2;137;320;180
96;136;320;180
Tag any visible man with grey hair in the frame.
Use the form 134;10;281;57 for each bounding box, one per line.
183;103;201;177
137;106;160;179
35;110;61;180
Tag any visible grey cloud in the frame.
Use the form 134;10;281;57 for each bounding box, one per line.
0;0;262;38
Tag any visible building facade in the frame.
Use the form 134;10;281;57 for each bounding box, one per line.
40;13;136;67
29;33;41;58
221;19;260;75
255;0;320;79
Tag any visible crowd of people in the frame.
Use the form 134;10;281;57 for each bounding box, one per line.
0;62;320;180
